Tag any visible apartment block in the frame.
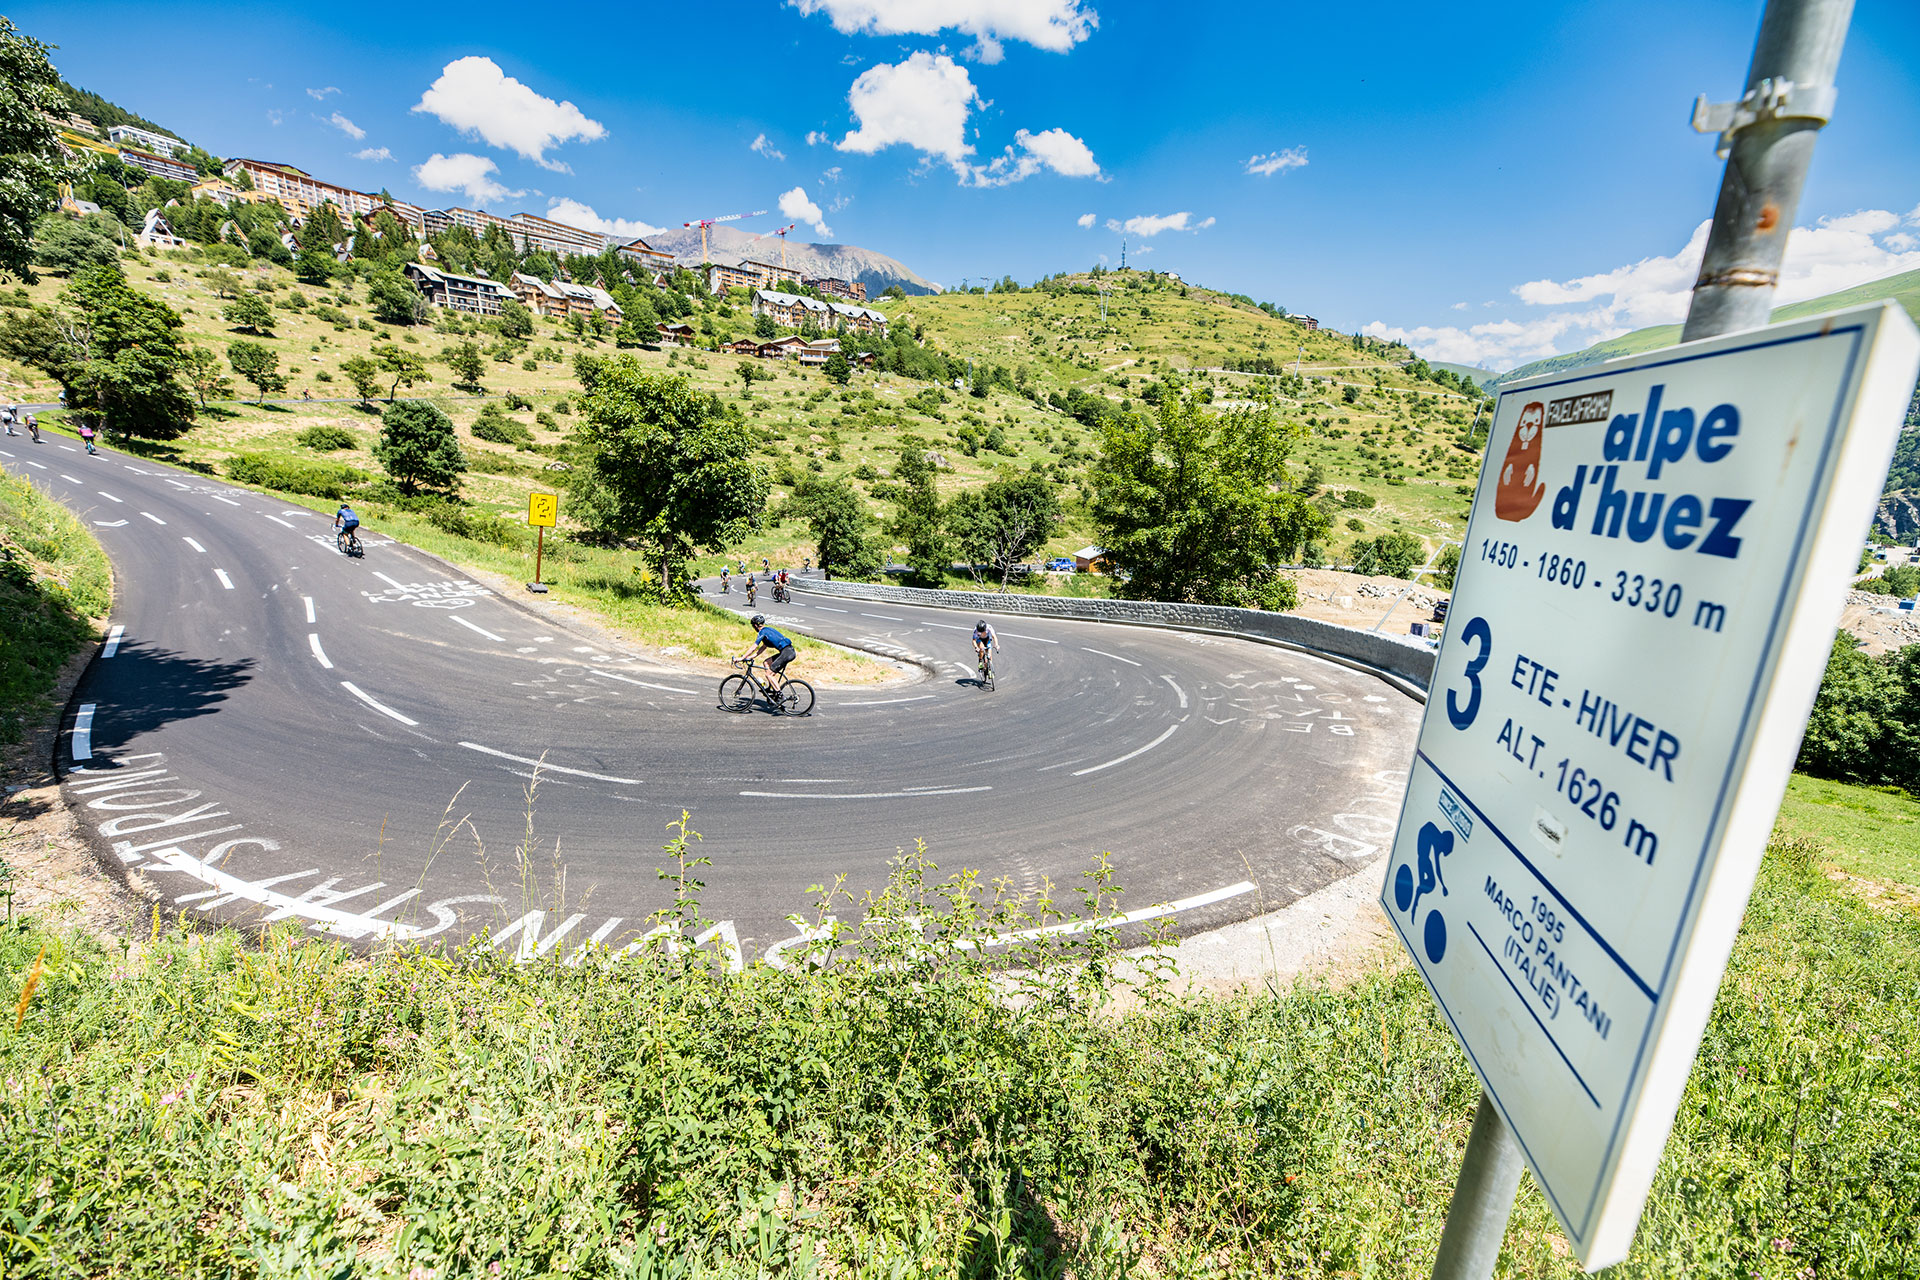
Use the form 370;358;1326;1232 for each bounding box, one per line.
118;147;198;184
223;159;424;234
510;272;568;318
403;262;513;316
750;289;888;338
507;212;610;259
706;261;763;295
108;124;188;157
616;238;678;276
805;276;867;303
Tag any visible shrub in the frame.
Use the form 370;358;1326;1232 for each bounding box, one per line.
504;392;534;411
297;425;358;451
471;404;534;446
424;501;522;546
225;453;368;497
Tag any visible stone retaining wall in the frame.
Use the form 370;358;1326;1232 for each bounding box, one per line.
789;578;1436;696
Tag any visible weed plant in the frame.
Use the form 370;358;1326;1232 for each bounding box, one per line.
2;828;1916;1277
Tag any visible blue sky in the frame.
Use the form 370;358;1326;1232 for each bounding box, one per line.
27;0;1920;369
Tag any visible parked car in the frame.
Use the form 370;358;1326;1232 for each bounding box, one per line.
1044;557;1076;573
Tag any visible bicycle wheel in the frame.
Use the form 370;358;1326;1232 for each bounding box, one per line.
718;674;755;712
777;679;815;716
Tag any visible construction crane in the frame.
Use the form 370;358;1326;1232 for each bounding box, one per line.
682;210;768;264
755;223;798;270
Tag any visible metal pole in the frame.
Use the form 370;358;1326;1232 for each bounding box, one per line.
1681;0;1854;342
1430;1094;1527;1280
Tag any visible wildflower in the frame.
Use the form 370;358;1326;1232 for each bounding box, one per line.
158;1090;183;1107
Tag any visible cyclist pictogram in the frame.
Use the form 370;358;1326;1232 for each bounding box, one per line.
1392;820;1454;963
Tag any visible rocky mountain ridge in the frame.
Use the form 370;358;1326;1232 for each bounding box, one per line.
640;225;941;297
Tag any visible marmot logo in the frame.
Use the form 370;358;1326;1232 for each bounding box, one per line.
1495;402;1548;522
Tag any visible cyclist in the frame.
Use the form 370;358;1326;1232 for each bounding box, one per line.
761;556;770;573
972;619;998;679
334;502;361;552
738;614;797;690
802;557;811;574
745;573;757;606
25;413;40;443
720;566;731;594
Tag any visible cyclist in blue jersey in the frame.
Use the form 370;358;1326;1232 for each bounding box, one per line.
334;502;361;553
738;614;798;688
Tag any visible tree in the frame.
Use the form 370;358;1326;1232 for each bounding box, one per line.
824;350;852;385
295;201;343;283
227;341;287;403
0;20;82;281
789;477;881;580
1348;532;1426;579
1089;380;1326;606
889;444;949;586
31;216;119;276
753;313;778;340
570;357;768;595
0;265;195;440
371;344;430;400
444;340;485;390
180;345;232;408
204;267;242;299
947;472;1059;589
368;271;426;325
735;360;770;398
374;400;465;494
223;293;275;335
497;299;534;340
340;356;382;407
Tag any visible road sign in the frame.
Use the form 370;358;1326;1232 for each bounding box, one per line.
527;492;558;528
1382;301;1919;1270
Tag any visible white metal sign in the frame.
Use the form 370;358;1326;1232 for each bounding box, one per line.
1381;301;1919;1269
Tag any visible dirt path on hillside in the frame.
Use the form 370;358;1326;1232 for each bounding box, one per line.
1287;567;1449;638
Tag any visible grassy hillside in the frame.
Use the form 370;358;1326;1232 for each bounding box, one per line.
0;472;111;745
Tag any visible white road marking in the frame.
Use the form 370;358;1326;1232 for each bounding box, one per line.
921;620;971;630
97;491;123;503
340;682;418;726
214;569;234;590
957;880;1258;950
0;449;10;457
213;495;242;506
103;625;124;658
264;514;296;529
308;634;334;669
71;704;96;761
814;606;848;612
140;511;165;525
1083;646;1141;666
997;630;1059;644
373;571;410;590
303;596;315;623
740;786;993;800
123;466;151;474
860;612;904;620
184;537;205;553
1162;674;1188;708
164;478;189;488
458;742;639;784
1072;724;1179;776
94;519;126;527
841;694;936;705
588;669;698;696
58;445;75;452
451;615;505;642
23;459;45;469
61;473;82;483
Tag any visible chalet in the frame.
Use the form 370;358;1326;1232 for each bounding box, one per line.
750;289;890;339
757;335;807;359
510;272;567;317
555;281;623;320
657;321;696;347
1288;314;1320;332
403;261;513;316
798;338;841;367
723;338;762;356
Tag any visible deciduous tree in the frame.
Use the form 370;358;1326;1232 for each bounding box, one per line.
340;355;382;407
947;471;1059;589
30;216;119;276
0;19;82;281
788;476;881;580
371;344;430;400
570;358;767;596
368;271;426;325
227;341;286;403
889;443;948;586
180;345;232;408
374;399;465;494
444;340;485;390
223;293;275;335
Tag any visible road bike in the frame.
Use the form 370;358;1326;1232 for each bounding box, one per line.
746;582;758;607
772;582;790;604
336;527;363;557
720;657;814;716
976;648;996;691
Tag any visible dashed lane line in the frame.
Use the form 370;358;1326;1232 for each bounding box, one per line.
309;634;334;669
184;537;205;553
860;612;905;621
97;491;123;503
140;511;166;525
103;625;124;658
588;668;699;696
451;615;504;642
264;514;296;529
458;741;640;784
214;569;235;590
22;459;45;469
1083;646;1141;666
1162;674;1189;708
60;473;82;483
71;704;96;762
841;694;937;706
340;682;419;726
814;606;849;612
740;786;993;800
303;596;315;624
1071;723;1179;777
213;495;242;507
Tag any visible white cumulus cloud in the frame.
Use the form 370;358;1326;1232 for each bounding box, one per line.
414;56;606;170
412;152;523;206
787;0;1096;62
971;126;1100;186
354;147;394;162
1245;147;1307;177
807;130;829;146
1077;212;1096;228
1367;202;1920;370
836;52;979;171
306;86;341;100
544;198;663;239
779;186;831;238
1106;212;1213;237
751;133;786;161
323;112;365;140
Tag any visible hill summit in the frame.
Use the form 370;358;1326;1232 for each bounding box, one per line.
643;225;941;296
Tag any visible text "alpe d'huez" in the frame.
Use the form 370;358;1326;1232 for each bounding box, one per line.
1537;385;1751;559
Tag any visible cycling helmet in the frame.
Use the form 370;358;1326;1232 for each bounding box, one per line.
975;619;988;630
751;614;766;627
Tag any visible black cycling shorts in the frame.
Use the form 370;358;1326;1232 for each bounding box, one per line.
768;644;795;675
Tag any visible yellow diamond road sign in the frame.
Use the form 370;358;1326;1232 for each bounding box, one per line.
527;493;558;528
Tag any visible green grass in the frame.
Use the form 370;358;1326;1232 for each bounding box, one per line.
1773;773;1920;884
0;471;110;744
2;826;1916;1276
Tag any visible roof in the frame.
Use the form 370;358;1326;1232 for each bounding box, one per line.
511;272;563;298
406;262;511;293
1072;545;1107;559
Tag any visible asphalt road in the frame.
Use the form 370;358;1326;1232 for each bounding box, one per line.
2;433;1423;966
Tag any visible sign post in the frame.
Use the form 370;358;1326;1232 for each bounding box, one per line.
526;491;557;594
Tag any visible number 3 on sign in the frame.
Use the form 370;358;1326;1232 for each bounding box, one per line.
1447;616;1492;731
527;492;558;528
